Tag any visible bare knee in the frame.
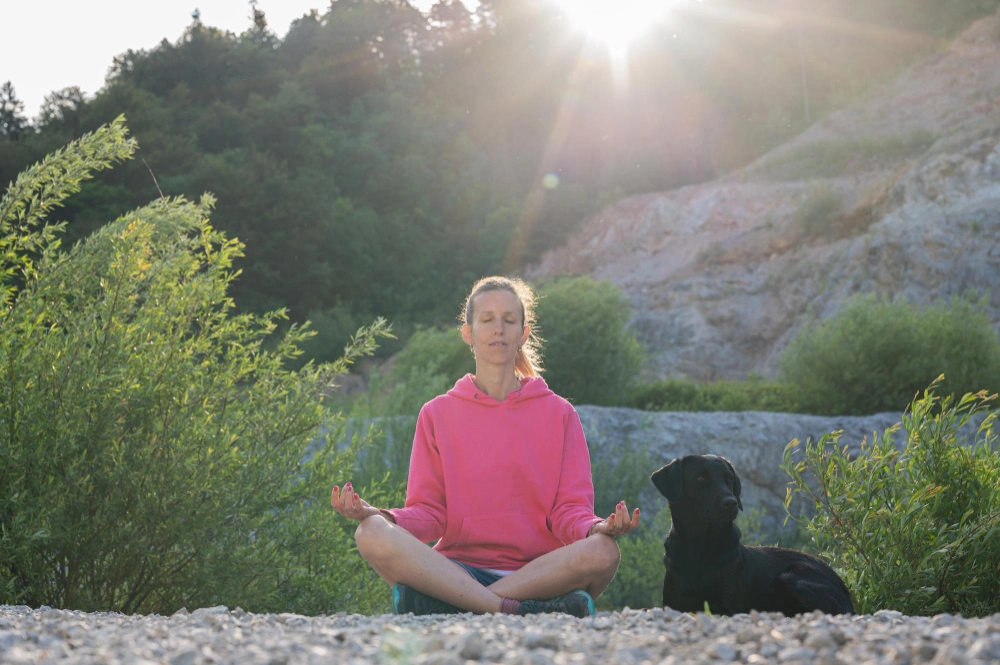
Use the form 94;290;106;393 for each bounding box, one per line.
576;534;621;575
354;515;394;564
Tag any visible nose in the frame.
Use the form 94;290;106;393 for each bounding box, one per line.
721;497;738;510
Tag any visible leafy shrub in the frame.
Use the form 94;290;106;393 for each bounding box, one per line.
761;130;938;181
393;326;473;383
780;294;1000;415
782;382;1000;616
536;277;643;406
795;184;842;236
0;118;393;615
629;375;801;413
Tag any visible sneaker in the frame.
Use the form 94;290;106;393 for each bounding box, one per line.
517;590;594;618
391;583;463;616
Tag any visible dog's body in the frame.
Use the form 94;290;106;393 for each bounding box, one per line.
652;454;854;616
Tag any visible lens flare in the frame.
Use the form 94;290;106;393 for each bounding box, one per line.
553;0;669;52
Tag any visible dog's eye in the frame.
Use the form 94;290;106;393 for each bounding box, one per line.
696;475;708;483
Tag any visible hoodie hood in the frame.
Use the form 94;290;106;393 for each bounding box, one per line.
447;374;554;406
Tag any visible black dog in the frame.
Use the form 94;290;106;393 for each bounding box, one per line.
651;454;854;616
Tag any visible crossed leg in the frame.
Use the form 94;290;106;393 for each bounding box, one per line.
354;515;621;613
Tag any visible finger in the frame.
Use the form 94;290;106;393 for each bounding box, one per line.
630;508;641;529
340;482;354;512
331;485;339;510
616;502;627;531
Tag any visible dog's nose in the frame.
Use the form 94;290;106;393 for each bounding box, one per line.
721;497;738;510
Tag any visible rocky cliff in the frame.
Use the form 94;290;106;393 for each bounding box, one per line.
576;406;904;535
528;10;1000;381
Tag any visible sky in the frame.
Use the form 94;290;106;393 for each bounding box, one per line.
1;0;453;120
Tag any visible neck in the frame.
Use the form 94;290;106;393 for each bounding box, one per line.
666;510;742;561
472;364;522;401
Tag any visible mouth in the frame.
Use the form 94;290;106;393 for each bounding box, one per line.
488;342;508;347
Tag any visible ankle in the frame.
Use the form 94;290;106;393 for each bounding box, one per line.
500;597;522;614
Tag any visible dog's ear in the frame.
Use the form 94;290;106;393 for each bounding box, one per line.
651;458;684;502
723;458;743;511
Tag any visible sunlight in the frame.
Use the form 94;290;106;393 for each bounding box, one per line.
553;0;670;53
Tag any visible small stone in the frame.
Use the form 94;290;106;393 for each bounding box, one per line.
422;633;447;653
591;617;612;630
421;653;462;665
169;647;198;665
522;632;561;650
190;606;229;620
804;631;838;649
276;613;307;627
231;607;246;618
707;643;739;661
41;609;63;620
967;637;1000;660
917;643;938;661
1;645;35;665
874;610;904;622
777;646;817;662
171;607;190;618
0;629;26;649
459;632;485;660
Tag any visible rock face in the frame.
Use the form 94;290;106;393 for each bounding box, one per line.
528;10;1000;381
576;406;904;534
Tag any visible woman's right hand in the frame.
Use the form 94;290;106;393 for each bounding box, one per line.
331;482;382;522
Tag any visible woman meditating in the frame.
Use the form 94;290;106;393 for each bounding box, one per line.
331;276;640;616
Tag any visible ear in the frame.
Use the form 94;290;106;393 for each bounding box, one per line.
460;323;472;347
723;458;743;511
651;458;684;502
519;324;531;348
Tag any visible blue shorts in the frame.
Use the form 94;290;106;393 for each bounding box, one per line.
452;560;507;586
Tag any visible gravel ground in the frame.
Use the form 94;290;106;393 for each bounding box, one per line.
2;604;1000;664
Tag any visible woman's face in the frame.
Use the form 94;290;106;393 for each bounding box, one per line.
461;289;530;368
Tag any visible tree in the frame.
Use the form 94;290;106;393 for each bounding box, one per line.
39;87;86;136
0;82;26;140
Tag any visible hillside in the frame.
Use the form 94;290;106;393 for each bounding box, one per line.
528;9;1000;381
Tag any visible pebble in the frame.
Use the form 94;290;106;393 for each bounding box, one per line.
1;605;999;664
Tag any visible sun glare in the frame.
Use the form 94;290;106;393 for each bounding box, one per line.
554;0;669;52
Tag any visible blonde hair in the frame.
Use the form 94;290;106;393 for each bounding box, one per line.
461;276;544;378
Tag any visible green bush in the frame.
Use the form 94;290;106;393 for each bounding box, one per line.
794;184;842;236
780;294;1000;415
393;326;474;384
536;277;643;406
761;131;937;181
629;375;801;413
782;382;1000;616
0;118;394;615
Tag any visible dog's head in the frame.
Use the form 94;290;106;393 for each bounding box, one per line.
650;454;743;521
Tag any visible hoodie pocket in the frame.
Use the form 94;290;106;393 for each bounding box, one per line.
456;512;553;562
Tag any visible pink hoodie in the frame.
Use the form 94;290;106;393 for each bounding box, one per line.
387;374;601;570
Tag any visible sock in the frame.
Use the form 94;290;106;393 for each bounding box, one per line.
500;597;522;614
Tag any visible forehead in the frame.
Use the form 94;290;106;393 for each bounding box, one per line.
684;456;730;477
471;289;522;316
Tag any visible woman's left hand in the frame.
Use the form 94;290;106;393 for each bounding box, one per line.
588;500;641;538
